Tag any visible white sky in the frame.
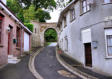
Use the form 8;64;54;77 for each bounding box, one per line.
47;0;69;23
47;9;61;23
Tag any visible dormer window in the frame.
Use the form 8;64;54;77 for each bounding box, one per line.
104;0;112;3
81;0;90;14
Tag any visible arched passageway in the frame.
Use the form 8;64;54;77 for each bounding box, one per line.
44;28;57;45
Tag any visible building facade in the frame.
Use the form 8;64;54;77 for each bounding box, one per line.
58;0;112;76
0;1;32;66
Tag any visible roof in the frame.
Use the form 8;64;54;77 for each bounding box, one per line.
57;0;78;27
0;1;32;34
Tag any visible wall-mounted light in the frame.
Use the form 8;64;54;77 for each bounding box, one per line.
6;26;10;32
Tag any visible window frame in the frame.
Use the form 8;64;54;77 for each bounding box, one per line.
70;7;76;22
80;0;91;15
105;29;112;58
64;16;67;28
105;35;112;58
104;0;112;4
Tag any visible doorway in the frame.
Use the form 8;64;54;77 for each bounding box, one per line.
8;26;12;55
84;43;92;67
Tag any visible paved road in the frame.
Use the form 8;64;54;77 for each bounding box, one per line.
35;47;81;79
0;56;36;79
48;42;57;47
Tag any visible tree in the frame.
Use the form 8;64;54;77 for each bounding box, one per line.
56;0;72;8
44;29;57;42
23;5;36;22
7;0;24;22
35;9;51;22
23;5;51;22
24;23;34;32
18;0;56;10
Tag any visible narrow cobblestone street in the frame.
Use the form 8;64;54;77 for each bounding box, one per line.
34;46;81;79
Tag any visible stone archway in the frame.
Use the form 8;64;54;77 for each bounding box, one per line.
39;23;58;46
31;21;59;47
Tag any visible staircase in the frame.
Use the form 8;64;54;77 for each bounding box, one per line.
8;55;21;64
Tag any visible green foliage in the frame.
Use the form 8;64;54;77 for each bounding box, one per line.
18;0;56;10
7;0;52;23
24;23;34;32
17;11;24;22
44;29;57;42
35;9;51;22
56;0;72;8
23;5;36;21
7;0;24;22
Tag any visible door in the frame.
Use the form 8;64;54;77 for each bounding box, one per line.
24;32;30;51
84;43;92;67
8;30;11;55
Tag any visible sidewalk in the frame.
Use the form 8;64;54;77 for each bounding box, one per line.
0;47;41;79
0;55;35;79
56;49;112;79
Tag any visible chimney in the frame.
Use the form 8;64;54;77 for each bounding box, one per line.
1;0;6;5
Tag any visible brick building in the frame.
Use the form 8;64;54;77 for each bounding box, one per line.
0;1;32;66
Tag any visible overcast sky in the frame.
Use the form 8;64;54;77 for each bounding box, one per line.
47;0;69;23
47;9;61;23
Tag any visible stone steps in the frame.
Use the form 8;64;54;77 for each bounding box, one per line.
8;55;21;64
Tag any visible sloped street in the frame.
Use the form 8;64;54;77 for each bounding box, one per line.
34;46;81;79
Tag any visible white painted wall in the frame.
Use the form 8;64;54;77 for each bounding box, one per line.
24;32;30;51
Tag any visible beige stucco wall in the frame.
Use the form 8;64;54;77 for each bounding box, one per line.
31;21;58;47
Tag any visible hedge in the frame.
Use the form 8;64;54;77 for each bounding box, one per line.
24;23;34;32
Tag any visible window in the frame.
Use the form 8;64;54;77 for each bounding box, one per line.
104;0;112;3
105;29;112;58
0;15;3;44
106;35;112;56
35;28;36;33
81;0;90;14
64;17;67;27
70;8;75;21
16;27;21;47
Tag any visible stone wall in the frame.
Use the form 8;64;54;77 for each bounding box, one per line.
31;21;58;47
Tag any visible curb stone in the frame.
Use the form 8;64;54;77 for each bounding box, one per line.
28;47;44;79
56;47;98;79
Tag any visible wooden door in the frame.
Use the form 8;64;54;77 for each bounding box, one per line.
84;43;92;67
8;31;11;55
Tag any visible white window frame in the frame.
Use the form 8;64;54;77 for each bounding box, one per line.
70;7;75;22
104;0;112;3
105;29;112;58
81;0;91;14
